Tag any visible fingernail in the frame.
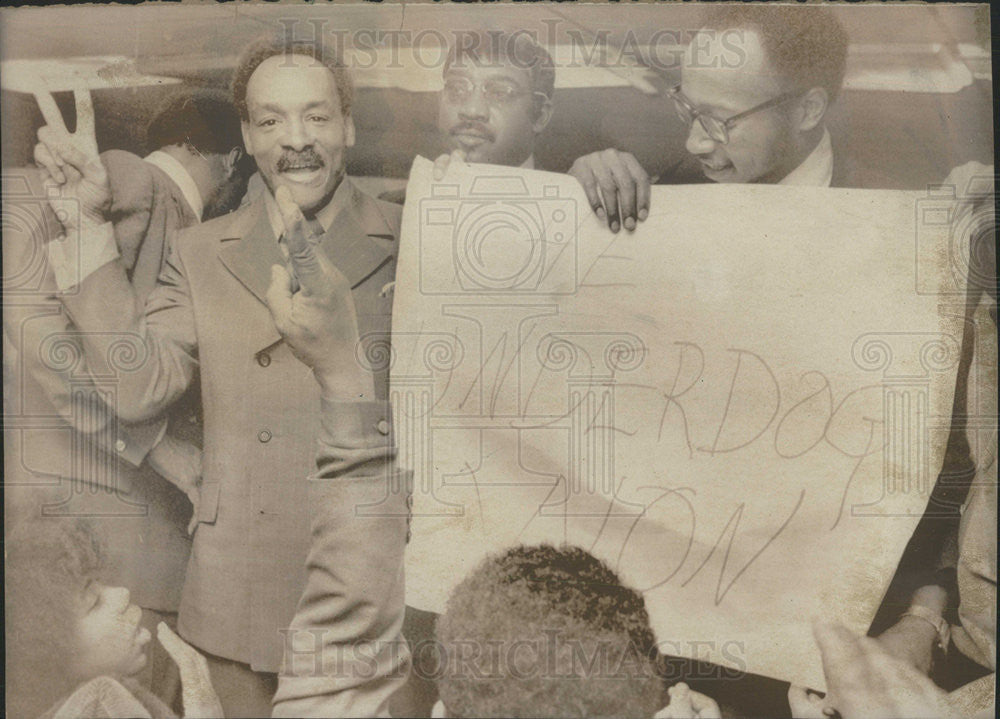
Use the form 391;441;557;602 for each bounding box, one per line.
625;217;636;231
596;208;606;221
611;221;620;233
639;208;648;221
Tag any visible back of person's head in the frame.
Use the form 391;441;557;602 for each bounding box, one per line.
699;5;849;104
435;544;663;718
231;33;354;121
5;519;104;719
146;87;245;156
444;30;556;116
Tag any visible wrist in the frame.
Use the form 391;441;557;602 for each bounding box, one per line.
910;585;948;615
81;209;109;228
899;605;950;651
315;367;375;403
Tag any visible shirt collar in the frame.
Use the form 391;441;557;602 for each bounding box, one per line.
144;150;204;220
264;177;353;241
778;128;833;187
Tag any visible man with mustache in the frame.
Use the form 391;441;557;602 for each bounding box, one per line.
439;30;555;169
381;30;555;204
570;5;860;232
33;36;407;717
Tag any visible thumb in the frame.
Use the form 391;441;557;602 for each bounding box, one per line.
433;148;467;181
433;153;451;181
265;264;294;325
157;623;222;717
157;622;195;671
688;690;721;719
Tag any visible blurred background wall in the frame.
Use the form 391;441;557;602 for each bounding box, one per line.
1;2;993;189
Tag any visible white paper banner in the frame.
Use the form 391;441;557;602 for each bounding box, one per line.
390;156;965;690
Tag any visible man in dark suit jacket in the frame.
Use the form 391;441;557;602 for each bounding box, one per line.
33;38;409;717
567;5;875;233
4;87;248;701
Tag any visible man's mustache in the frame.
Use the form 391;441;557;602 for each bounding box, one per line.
450;122;495;142
277;150;325;171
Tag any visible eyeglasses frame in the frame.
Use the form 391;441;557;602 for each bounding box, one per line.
667;83;805;144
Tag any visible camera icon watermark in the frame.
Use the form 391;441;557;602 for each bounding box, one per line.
418;175;578;295
914;166;996;296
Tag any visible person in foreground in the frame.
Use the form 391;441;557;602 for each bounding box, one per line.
5;518;222;719
432;543;721;719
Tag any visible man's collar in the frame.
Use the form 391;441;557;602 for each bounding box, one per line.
144;150;204;220
264;177;353;241
778;128;833;188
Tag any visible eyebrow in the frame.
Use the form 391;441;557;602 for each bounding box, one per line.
446;68;524;85
679;88;741;116
253;101;335;114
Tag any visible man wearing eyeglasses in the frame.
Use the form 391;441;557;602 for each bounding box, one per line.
379;30;556;203
570;5;851;232
438;30;555;170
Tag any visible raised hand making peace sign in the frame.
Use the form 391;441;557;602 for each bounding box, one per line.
32;87;111;229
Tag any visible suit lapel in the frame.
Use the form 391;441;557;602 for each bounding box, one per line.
218;201;283;306
216;182;398;354
217;203;284;352
320;180;396;289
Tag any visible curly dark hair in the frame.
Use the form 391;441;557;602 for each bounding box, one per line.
5;518;106;719
146;87;244;156
231;34;354;121
700;5;849;104
436;544;662;718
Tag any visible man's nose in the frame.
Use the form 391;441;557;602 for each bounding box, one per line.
685;119;718;156
457;91;490;121
281;118;312;152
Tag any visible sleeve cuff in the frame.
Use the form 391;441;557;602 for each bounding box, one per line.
46;222;119;291
319;398;393;450
116;418;168;468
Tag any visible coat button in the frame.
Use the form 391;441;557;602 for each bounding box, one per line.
115;439;127;452
257;352;271;368
257;429;272;443
375;419;390;436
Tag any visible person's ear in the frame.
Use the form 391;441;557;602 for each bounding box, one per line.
344;114;356;149
241;121;254;157
533;95;554;135
797;87;829;133
224;147;243;179
431;698;447;718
